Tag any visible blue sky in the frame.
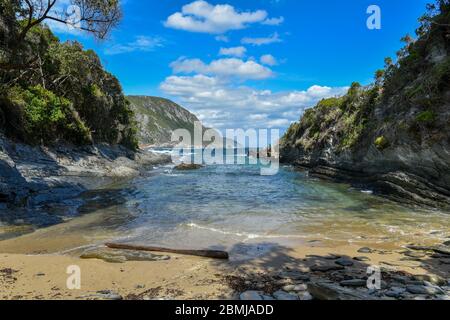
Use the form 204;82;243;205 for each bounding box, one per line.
51;0;431;132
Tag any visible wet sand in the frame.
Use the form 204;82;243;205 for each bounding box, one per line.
0;214;448;300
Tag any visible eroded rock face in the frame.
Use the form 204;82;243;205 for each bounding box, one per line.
280;97;450;209
0;134;171;207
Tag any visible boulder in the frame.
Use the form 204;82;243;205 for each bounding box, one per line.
174;163;203;171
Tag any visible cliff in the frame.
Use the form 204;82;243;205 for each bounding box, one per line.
280;2;450;208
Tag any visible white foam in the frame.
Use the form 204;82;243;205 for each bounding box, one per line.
185;223;307;241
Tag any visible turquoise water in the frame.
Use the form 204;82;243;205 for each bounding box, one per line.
1;149;449;255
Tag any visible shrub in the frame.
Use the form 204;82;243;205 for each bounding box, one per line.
374;136;390;150
8;85;91;145
416;110;437;122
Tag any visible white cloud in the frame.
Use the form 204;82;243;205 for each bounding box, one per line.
262;16;284;26
242;32;282;46
104;36;164;55
260;54;278;66
170;57;274;80
219;46;247;57
215;35;229;42
164;1;281;34
160;75;349;130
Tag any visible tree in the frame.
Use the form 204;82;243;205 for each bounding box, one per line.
16;0;122;43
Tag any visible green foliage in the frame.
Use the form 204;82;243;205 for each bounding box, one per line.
382;1;450;107
281;1;449;157
6;85;91;144
0;19;138;150
374;136;390;150
416;110;437;123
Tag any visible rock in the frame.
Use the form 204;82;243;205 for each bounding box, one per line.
240;291;263;301
80;248;170;263
440;258;450;265
335;258;354;267
298;291;313;300
443;240;450;246
282;285;296;292
406;245;450;256
310;264;345;272
403;251;426;258
353;256;370;262
308;282;376;300
358;247;374;254
406;245;434;251
385;287;406;298
406;285;441;295
261;295;275;301
391;275;410;284
340;279;367;287
272;290;299;300
413;275;446;286
293;284;308;292
279;271;310;281
434;246;450;256
81;290;123;300
174;163;203;171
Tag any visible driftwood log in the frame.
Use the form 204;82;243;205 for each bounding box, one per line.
105;243;229;260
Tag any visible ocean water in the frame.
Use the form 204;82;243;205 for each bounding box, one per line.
0;148;449;256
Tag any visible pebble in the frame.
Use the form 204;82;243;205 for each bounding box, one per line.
282;285;296;292
240;291;263;301
358;247;373;254
335;258;354;267
310;264;345;272
272;290;299;301
298;292;313;301
279;271;310;281
294;284;308;292
80;290;123;300
340;279;367;287
353;256;370;262
413;274;446;286
273;290;299;301
406;285;441;295
385;287;406;298
403;251;426;258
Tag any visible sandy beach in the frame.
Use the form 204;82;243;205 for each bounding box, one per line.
1;211;448;300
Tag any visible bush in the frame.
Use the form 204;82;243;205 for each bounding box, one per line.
374;136;390;150
416;110;437;122
7;85;91;145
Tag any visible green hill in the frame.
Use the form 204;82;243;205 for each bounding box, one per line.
127;96;201;146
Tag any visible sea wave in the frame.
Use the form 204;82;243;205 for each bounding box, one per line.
185;223;308;241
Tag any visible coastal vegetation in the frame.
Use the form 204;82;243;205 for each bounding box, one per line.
0;0;138;149
282;0;449;154
280;0;450;207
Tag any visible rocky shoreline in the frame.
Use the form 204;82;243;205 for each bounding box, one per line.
234;243;450;301
0;134;171;209
284;164;450;210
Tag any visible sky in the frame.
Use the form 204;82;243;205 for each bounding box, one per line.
50;0;431;134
